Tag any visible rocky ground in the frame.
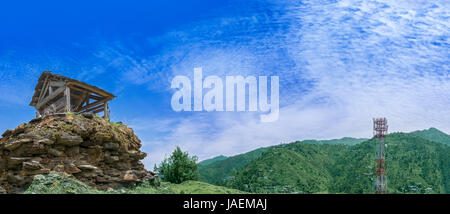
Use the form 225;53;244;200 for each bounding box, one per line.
0;112;156;194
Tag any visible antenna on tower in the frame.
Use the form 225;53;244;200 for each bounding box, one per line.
373;118;388;194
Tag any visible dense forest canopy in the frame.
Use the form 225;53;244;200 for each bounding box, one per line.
199;129;450;194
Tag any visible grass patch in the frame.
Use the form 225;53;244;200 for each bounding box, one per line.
24;173;102;194
122;181;247;194
24;173;246;194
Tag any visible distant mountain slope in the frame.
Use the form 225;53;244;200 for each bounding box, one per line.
302;137;368;146
220;145;335;193
199;155;228;167
411;128;450;146
221;133;450;194
330;133;450;193
199;137;367;184
199;147;271;184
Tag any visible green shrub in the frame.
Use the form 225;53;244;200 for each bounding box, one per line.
155;147;199;184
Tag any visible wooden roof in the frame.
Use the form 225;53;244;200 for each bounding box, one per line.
29;71;115;106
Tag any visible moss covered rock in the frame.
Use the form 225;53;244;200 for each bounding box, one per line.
0;113;156;193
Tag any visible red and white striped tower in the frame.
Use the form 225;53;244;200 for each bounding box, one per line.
373;118;388;194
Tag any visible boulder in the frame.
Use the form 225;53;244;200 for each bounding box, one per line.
22;161;43;171
64;164;81;174
123;173;139;182
56;133;83;147
78;165;98;171
37;138;54;145
7;157;31;169
104;143;120;150
3;138;32;151
48;148;64;157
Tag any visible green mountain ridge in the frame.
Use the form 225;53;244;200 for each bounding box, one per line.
199;128;450;194
411;127;450;146
199;137;370;184
199;155;228;166
199;147;272;184
302;137;368;146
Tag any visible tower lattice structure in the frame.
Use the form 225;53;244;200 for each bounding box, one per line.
373;118;388;194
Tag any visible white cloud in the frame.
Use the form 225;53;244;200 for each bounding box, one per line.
127;0;450;168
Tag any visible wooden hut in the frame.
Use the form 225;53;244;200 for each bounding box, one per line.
29;71;115;119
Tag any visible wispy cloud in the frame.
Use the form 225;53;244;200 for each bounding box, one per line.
121;0;450;168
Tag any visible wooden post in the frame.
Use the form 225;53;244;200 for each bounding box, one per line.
36;87;65;110
86;93;90;105
37;77;50;103
65;86;71;112
104;102;110;120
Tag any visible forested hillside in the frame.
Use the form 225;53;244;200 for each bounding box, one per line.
198;155;228;166
199;147;271;184
199;137;367;184
200;130;450;194
412;128;450;146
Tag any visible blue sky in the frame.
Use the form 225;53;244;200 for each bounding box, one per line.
0;0;449;169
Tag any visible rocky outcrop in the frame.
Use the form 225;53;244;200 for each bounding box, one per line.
0;113;156;193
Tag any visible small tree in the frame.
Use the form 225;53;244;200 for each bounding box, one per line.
154;146;199;184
